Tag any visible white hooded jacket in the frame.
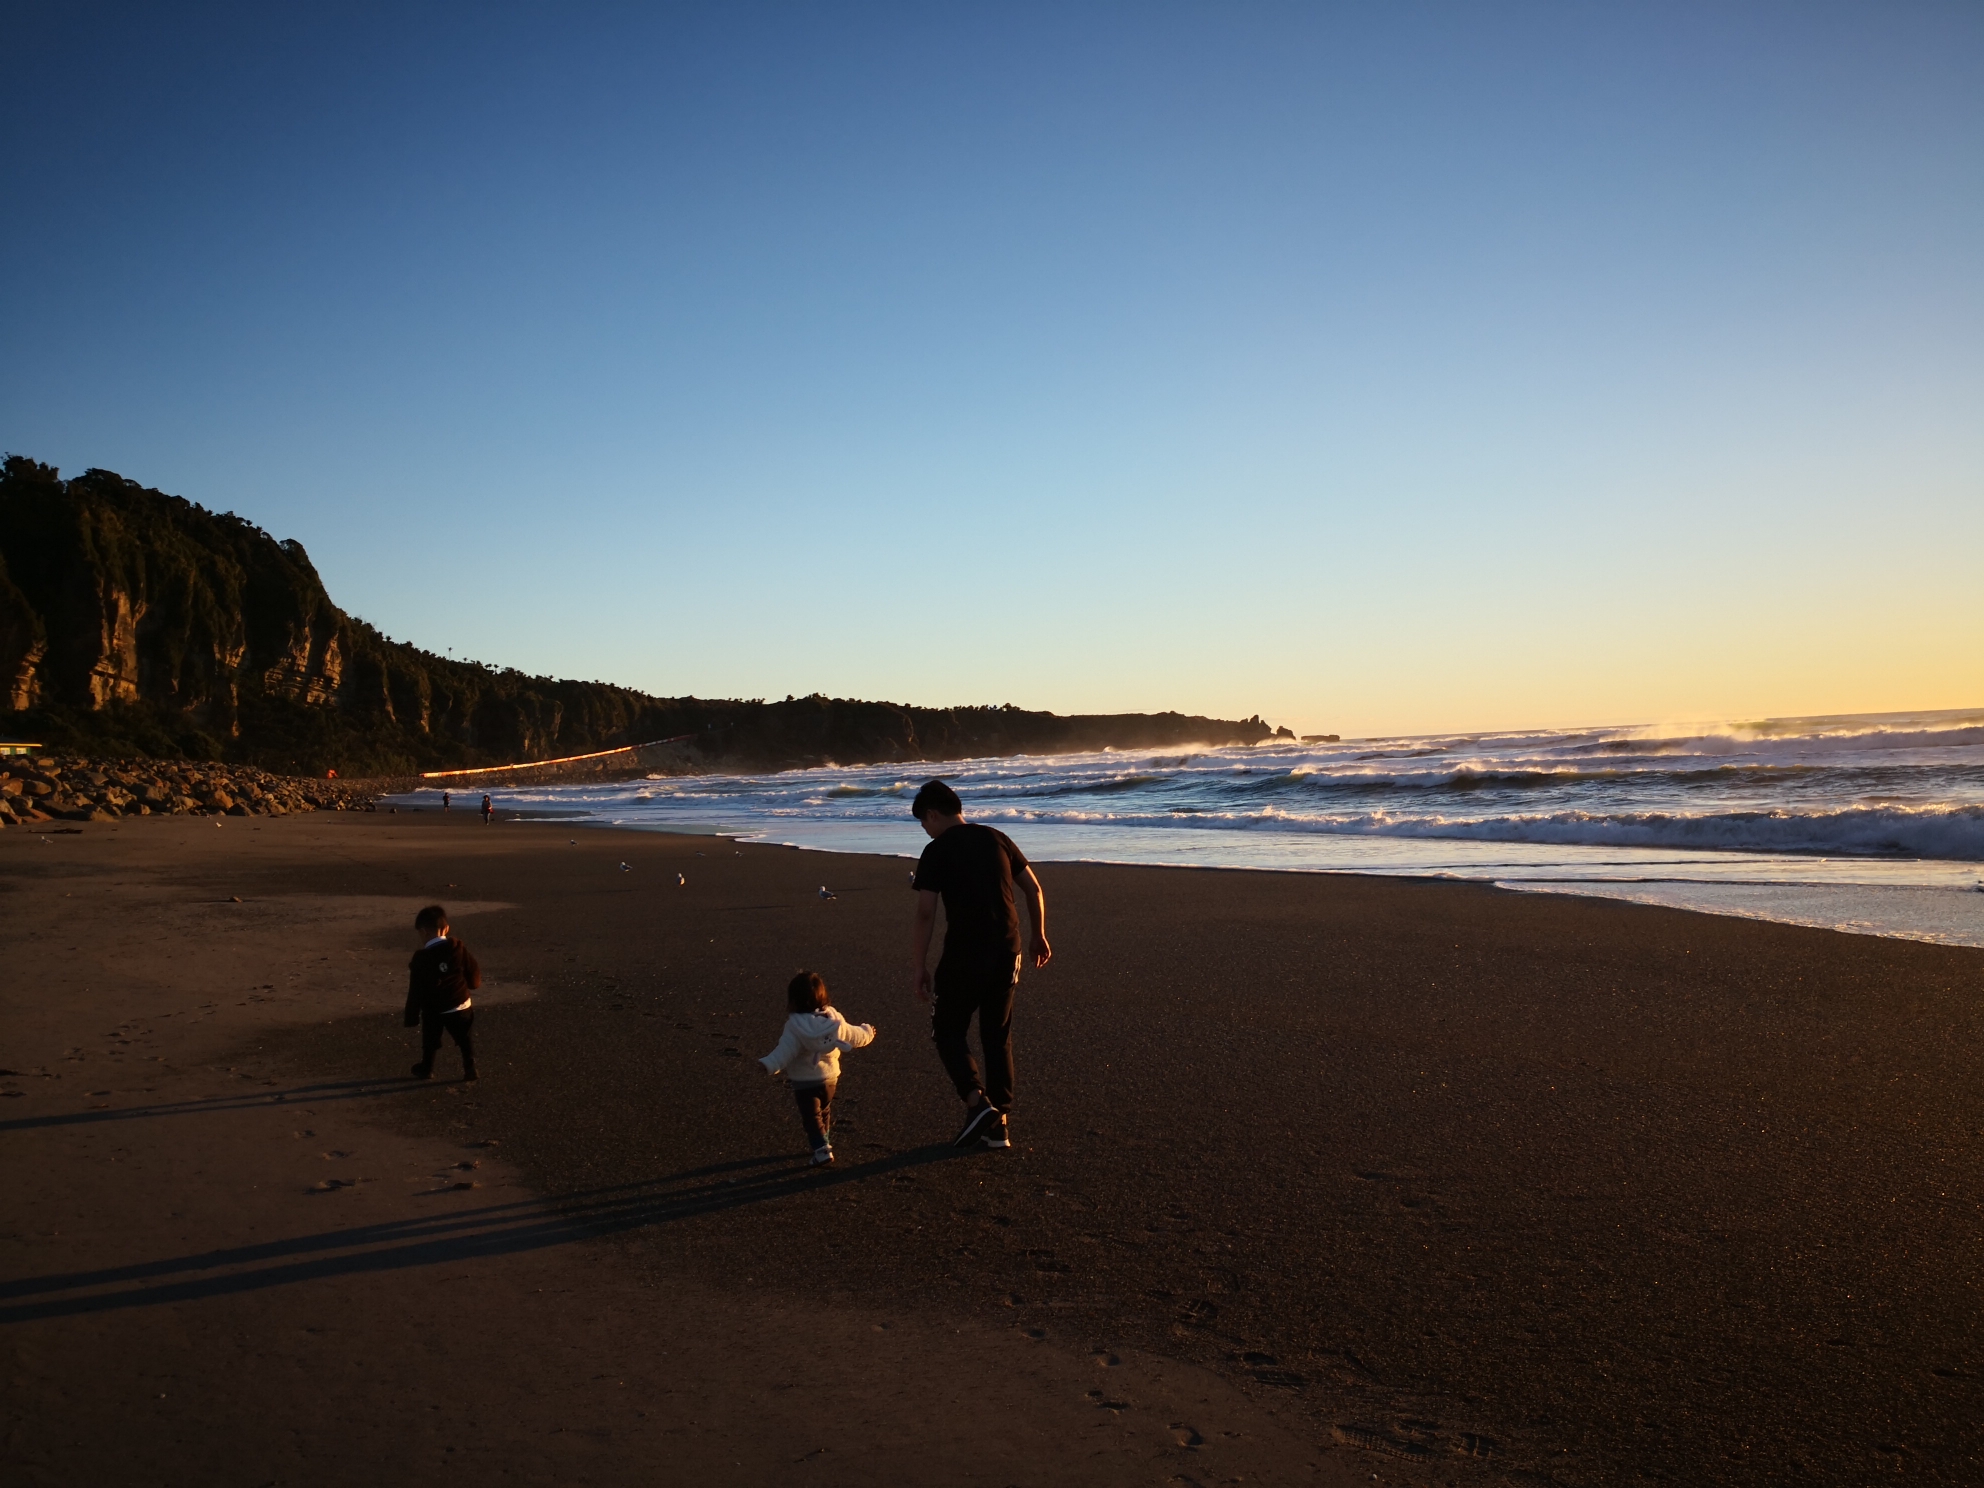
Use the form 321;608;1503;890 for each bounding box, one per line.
759;1006;876;1085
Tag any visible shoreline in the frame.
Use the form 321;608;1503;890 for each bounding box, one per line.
410;797;1984;950
8;811;1982;1484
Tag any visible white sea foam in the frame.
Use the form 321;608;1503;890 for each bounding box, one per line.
400;707;1984;943
951;802;1984;861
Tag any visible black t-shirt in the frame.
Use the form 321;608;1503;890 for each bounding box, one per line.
914;823;1031;965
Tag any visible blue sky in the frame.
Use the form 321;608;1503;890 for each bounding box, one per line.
5;2;1980;735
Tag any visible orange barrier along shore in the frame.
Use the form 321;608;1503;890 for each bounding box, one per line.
417;735;695;780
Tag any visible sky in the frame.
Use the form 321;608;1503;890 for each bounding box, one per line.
4;2;1980;737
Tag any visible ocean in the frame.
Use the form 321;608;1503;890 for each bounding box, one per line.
412;708;1984;947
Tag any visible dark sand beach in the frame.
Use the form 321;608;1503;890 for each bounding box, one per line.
5;811;1981;1485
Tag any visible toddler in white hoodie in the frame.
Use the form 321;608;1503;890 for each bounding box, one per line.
759;970;876;1166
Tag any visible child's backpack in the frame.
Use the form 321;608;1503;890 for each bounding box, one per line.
427;938;480;1009
431;944;468;1007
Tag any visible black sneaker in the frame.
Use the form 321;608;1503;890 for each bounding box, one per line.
410;1061;433;1080
952;1100;1000;1147
980;1112;1011;1149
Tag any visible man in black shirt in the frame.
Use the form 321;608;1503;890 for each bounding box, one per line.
910;779;1051;1149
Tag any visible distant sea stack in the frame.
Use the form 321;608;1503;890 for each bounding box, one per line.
0;457;1281;776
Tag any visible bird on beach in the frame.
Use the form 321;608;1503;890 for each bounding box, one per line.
677;873;687;886
818;886;837;901
619;862;630;872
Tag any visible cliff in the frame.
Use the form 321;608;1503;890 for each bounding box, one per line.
0;457;1282;775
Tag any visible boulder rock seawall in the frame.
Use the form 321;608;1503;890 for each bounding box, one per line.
0;756;373;827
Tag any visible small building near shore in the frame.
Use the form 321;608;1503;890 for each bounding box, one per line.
0;739;42;757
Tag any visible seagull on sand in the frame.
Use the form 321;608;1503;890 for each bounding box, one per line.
818;885;837;901
619;862;631;872
677;872;687;886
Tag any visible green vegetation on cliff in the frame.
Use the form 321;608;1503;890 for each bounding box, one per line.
0;457;1281;775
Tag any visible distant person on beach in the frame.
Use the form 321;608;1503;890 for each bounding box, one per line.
442;790;451;811
405;904;480;1081
910;779;1051;1150
759;970;876;1166
480;793;493;824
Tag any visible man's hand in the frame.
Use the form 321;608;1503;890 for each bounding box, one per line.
913;967;933;1004
1019;868;1050;972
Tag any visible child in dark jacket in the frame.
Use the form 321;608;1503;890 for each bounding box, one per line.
405;904;481;1081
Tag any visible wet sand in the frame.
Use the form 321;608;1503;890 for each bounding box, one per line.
4;810;1981;1485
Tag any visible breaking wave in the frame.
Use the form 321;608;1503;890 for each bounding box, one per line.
961;802;1984;862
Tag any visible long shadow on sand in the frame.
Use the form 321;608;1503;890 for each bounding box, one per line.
0;1077;431;1133
0;1146;962;1322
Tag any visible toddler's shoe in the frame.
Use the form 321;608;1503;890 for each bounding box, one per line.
811;1145;835;1167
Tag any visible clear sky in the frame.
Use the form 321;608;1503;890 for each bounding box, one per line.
4;2;1979;737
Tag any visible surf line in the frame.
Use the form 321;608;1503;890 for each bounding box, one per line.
419;736;696;780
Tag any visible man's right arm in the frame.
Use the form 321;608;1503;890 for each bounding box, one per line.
911;889;939;1004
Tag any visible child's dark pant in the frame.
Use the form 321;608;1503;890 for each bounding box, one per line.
931;955;1020;1109
792;1079;836;1151
421;1008;476;1075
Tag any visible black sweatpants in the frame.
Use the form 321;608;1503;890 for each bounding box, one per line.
792;1079;836;1151
421;1007;476;1075
931;955;1020;1109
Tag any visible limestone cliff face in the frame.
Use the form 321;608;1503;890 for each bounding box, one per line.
0;459;348;735
0;545;46;711
0;457;1278;774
